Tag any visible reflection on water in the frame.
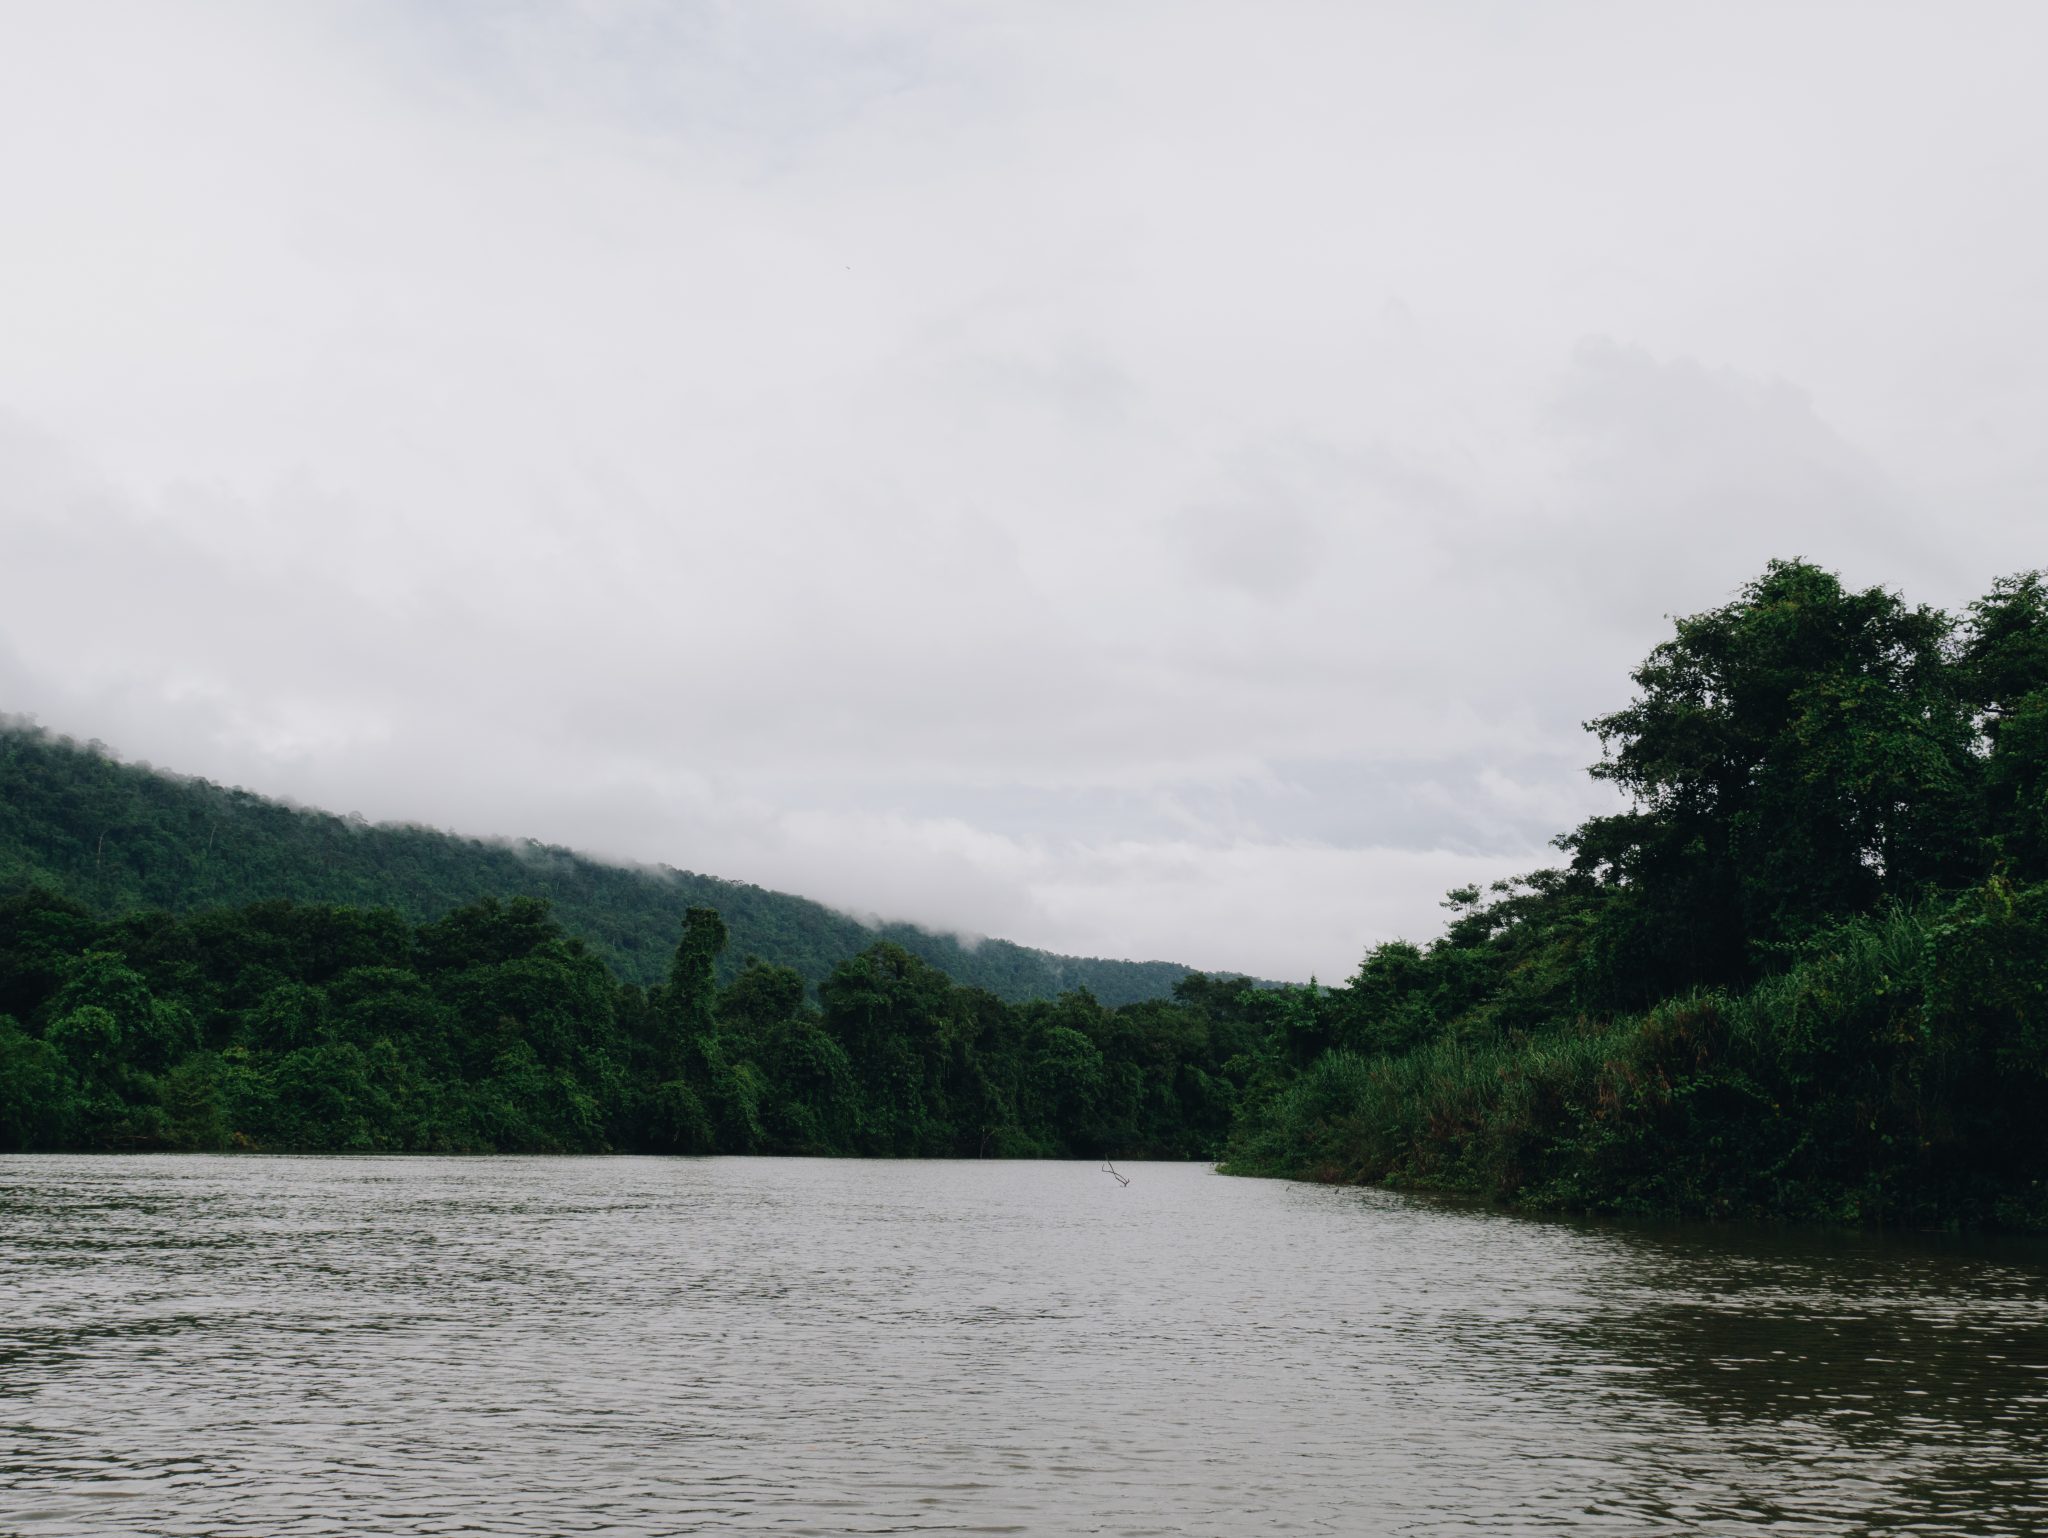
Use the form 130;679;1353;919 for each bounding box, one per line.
1;1156;2043;1536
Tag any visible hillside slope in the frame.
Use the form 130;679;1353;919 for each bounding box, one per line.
0;722;1214;1004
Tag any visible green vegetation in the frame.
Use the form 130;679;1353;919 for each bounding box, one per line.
0;724;1201;1006
1225;561;2048;1230
0;888;1267;1158
4;559;2045;1229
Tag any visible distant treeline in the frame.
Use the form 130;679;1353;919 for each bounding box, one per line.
4;559;2046;1230
0;890;1264;1158
0;725;1203;1007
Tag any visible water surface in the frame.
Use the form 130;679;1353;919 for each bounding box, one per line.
2;1156;2044;1535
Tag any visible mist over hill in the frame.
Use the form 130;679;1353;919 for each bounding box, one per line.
0;720;1223;1005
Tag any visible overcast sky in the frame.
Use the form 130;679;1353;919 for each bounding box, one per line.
3;2;2045;980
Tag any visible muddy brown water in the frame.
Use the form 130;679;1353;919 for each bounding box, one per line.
2;1155;2044;1535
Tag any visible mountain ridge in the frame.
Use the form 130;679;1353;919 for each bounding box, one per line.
0;719;1243;1004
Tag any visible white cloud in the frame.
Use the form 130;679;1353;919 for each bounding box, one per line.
3;1;2046;980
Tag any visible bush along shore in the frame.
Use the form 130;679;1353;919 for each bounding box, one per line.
3;559;2045;1230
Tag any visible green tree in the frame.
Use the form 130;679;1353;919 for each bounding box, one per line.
0;1016;73;1148
751;1016;858;1153
1029;1022;1106;1153
662;908;728;1070
162;1053;231;1149
1565;559;1982;998
1960;572;2048;880
820;944;954;1154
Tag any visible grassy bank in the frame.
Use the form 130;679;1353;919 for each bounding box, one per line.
1226;886;2048;1231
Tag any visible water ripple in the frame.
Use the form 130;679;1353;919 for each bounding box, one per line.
1;1156;2043;1536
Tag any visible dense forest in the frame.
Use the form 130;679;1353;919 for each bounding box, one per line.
1227;560;2048;1230
0;724;1201;1006
3;560;2046;1230
0;889;1263;1158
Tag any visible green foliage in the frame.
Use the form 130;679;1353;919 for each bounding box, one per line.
0;892;1250;1160
10;559;2042;1228
162;1053;231;1149
0;720;1217;1005
1562;560;1982;1001
1229;560;2048;1231
1234;891;2048;1229
0;1016;71;1149
1965;574;2048;884
0;718;1278;1158
643;1078;715;1154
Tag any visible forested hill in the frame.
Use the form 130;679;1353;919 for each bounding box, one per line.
0;723;1201;1005
4;560;2048;1230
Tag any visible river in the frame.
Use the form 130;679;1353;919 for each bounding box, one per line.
2;1155;2044;1535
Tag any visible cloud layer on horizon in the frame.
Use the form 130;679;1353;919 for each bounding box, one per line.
3;2;2045;979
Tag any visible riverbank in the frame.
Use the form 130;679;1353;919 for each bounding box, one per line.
1224;888;2048;1232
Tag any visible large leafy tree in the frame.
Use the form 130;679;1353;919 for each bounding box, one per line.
637;907;738;1153
1959;571;2048;880
659;907;727;1074
819;944;956;1154
1562;559;1983;1000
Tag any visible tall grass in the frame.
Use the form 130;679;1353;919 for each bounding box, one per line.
1226;885;2048;1229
